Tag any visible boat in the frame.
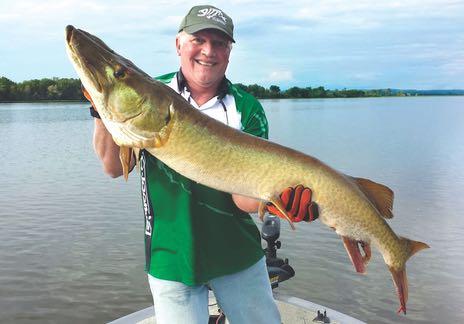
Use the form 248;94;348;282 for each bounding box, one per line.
108;215;366;324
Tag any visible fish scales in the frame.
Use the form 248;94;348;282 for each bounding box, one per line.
150;97;402;261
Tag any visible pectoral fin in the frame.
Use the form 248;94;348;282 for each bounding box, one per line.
119;146;133;181
151;103;175;148
268;197;295;230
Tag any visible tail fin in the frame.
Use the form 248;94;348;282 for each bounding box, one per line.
389;238;429;314
402;237;430;258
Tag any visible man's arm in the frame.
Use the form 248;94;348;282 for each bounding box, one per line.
232;194;260;212
93;118;125;177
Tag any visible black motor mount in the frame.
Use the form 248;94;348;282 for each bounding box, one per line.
262;215;295;288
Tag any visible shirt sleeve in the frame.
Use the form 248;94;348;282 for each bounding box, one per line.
241;99;269;139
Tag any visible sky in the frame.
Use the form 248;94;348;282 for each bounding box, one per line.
0;0;463;89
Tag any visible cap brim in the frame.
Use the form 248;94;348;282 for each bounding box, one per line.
183;24;235;42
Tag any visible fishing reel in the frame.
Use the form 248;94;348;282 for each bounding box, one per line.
262;215;295;289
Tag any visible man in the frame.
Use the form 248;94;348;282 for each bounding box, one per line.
88;5;318;324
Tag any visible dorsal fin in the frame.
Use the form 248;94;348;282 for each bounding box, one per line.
352;177;394;219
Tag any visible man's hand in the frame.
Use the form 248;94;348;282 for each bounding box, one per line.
267;185;319;222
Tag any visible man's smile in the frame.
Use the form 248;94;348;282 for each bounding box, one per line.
195;59;216;67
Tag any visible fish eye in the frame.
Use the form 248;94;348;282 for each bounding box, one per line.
114;67;126;79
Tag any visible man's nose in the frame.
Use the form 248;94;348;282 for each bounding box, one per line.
201;41;216;57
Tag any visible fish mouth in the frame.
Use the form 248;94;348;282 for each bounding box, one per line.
65;25;103;93
65;25;74;44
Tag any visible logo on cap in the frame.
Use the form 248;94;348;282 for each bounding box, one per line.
197;8;227;25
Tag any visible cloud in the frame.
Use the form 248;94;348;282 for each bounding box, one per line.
267;70;294;82
0;0;183;39
1;0;463;88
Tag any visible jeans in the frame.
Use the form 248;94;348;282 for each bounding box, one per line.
148;257;281;324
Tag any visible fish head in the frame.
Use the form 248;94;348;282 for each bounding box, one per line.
65;25;172;146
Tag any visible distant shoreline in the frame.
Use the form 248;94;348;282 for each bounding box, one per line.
0;100;85;103
1;95;463;105
1;76;463;102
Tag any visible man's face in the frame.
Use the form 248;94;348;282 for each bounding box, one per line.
176;29;231;91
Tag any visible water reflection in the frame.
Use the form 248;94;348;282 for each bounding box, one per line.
1;98;463;323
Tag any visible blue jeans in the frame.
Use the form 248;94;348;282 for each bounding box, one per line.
148;257;281;324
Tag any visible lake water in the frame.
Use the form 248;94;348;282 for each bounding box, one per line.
1;97;463;323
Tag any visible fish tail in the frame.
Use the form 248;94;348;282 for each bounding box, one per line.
389;237;429;315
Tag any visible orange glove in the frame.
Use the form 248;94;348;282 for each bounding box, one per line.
81;85;93;103
267;185;319;222
82;85;100;119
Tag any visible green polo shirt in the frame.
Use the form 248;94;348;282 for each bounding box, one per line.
142;72;268;285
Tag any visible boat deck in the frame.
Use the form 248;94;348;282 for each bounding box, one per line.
108;292;366;324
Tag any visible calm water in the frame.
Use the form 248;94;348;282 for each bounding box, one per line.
0;97;463;323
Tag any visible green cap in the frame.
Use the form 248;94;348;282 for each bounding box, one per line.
179;5;235;42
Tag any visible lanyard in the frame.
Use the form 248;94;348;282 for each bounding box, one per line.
187;95;229;126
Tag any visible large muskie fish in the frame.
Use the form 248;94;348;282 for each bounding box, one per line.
65;25;429;314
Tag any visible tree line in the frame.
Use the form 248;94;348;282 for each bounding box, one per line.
236;84;410;99
0;76;459;102
0;77;85;101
